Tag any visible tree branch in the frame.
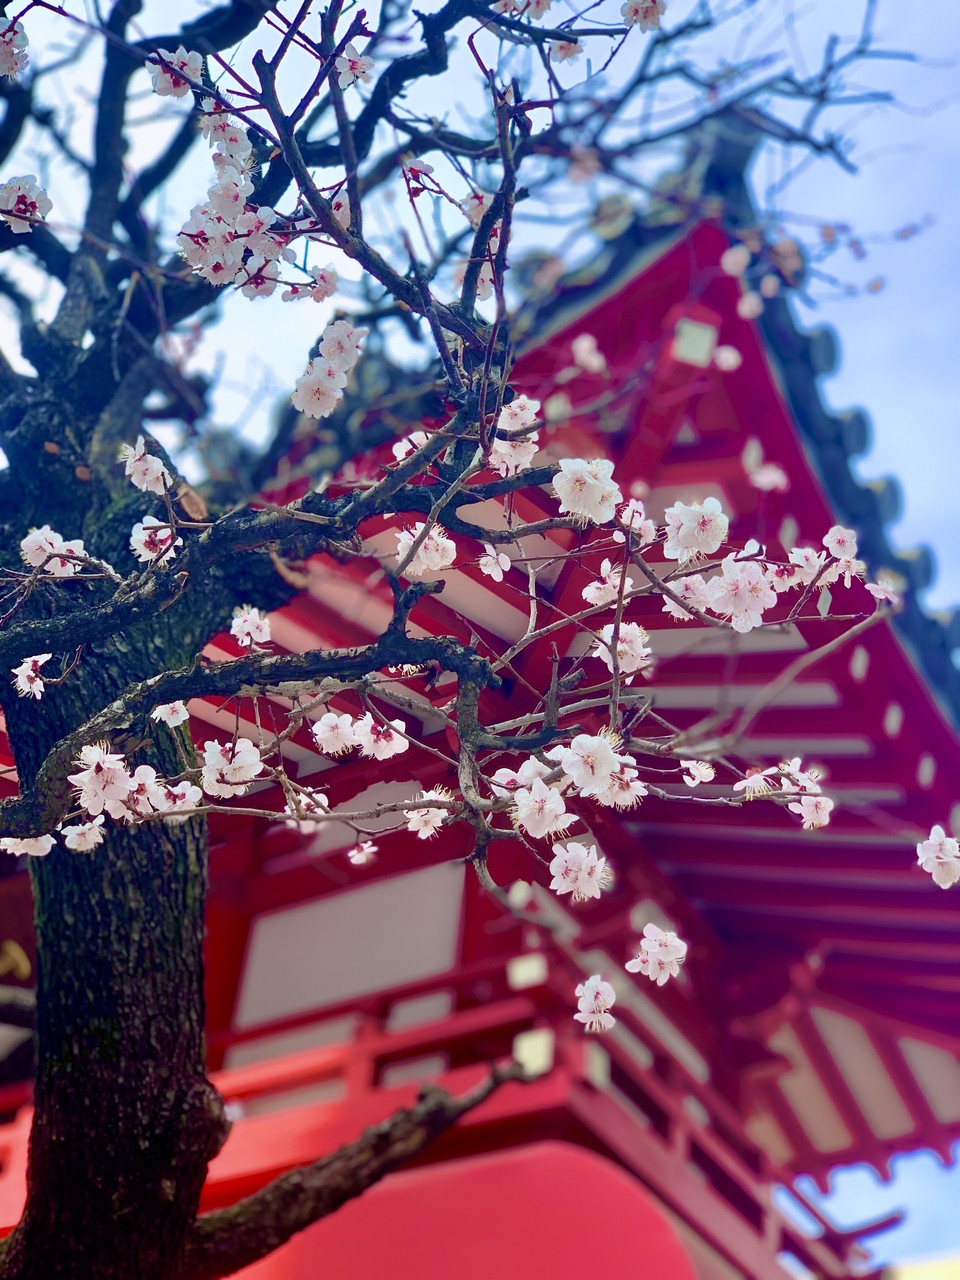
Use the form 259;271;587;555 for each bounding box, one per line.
0;615;498;838
178;1063;528;1280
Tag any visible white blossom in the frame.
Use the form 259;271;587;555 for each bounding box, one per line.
748;460;789;493
621;0;665;30
823;525;858;559
574;975;616;1033
663;497;728;564
0;20;29;79
130;516;182;564
20;525;85;577
335;42;374;89
291;358;347;418
788;794;834;830
392;430;429;461
713;345;743;372
626;923;687;986
592;621;653;679
176;203;244;285
551;39;583;63
737;291;764;320
681;760;715;787
592;765;647;809
151;701;190;728
662;573;710;621
705;555;776;633
402;156;434;183
239;254;283;299
150;46;202;98
720;245;750;277
122;765;167;821
319;318;368;373
283;791;329;834
68;743;135;818
199;97;250;157
478;544;511;582
157;781;203;824
395;523;456;579
732;766;778;799
489;757;552;797
0;835;55;858
453;257;495;301
460;190;492;227
866;576;902;608
489;395;540;477
407;789;450;839
788;545;826;586
614;499;656;546
582;558;629;607
347;840;378;865
552;732;622;797
311;711;357;756
917;825;960;889
779;757;822;795
353;713;409;760
553;457;622;525
118;436;172;495
0;175;52;234
60;817;105;852
12;653;52;699
570;332;606;372
200;738;264;798
231;605;271;648
513;777;569;839
550;842;606;901
822;554;866;590
331;192;351;229
282;264;338;303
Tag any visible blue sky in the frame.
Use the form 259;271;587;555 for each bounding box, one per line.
759;0;960;613
758;6;960;1258
789;1145;960;1268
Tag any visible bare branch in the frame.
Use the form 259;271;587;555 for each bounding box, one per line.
178;1064;530;1280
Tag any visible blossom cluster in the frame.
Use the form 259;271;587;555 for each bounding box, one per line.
57;742;204;835
574;923;687;1034
20;525;86;576
917;826;960;889
312;710;410;761
173;85;308;297
0;175;52;235
489;396;540;477
395;523;457;580
657;516;874;633
492;731;649;849
0;19;28;79
291;318;367;420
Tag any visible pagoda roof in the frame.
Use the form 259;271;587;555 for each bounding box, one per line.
186;211;960;1189
521;117;960;728
0;129;956;1201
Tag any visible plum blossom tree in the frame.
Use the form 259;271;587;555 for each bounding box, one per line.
0;0;938;1275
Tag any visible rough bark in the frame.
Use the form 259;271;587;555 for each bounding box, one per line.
178;1066;527;1280
0;624;229;1280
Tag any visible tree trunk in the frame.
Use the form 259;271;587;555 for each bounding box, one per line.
0;638;228;1280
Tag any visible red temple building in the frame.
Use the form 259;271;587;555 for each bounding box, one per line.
0;127;958;1278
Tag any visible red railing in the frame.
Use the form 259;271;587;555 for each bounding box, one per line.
0;932;885;1279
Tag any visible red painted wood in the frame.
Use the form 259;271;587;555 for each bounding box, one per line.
230;1142;698;1280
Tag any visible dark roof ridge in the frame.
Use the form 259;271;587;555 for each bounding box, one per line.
521;112;960;726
